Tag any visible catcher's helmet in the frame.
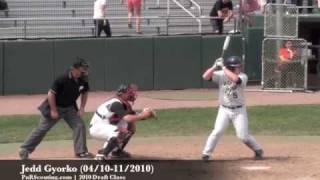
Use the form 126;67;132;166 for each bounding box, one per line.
117;84;129;95
116;84;138;102
224;56;242;68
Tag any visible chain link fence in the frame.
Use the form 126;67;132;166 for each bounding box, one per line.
264;4;298;38
262;38;308;90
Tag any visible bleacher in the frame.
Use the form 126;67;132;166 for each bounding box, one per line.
0;0;238;39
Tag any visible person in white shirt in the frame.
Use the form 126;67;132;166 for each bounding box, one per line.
93;0;111;37
201;56;264;161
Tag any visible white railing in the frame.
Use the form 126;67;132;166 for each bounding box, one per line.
0;15;241;39
0;16;216;39
167;0;202;33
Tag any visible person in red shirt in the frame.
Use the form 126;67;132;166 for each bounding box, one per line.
274;40;297;88
277;40;297;70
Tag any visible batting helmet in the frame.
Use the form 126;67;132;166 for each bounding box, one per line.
224;56;242;68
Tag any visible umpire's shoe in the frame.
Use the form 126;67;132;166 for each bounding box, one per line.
19;149;29;160
254;149;264;160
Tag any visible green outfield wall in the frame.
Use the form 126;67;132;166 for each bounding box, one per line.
154;35;202;90
0;42;3;95
3;41;54;95
0;35;252;95
245;27;264;80
54;39;106;91
104;37;154;91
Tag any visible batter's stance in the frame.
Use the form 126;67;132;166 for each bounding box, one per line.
201;56;263;161
89;84;156;160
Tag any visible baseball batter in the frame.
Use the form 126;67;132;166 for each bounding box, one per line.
89;84;156;160
201;56;263;161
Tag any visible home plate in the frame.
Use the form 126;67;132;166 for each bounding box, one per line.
242;166;271;171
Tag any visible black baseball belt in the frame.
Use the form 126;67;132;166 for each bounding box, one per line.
95;111;106;119
222;105;243;109
95;111;119;125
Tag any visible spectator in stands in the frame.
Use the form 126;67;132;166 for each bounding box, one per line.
0;0;8;11
127;0;143;34
93;0;112;37
259;0;267;12
292;0;313;14
240;0;265;26
209;0;233;34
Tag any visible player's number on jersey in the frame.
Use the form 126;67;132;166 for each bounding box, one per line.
232;92;238;99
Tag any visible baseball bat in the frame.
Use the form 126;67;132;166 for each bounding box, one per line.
221;35;231;58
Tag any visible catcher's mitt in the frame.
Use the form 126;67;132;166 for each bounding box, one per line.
143;108;158;120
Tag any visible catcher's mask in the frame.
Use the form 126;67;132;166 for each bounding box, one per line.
116;84;138;102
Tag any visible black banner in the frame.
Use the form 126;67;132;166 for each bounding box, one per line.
0;160;225;180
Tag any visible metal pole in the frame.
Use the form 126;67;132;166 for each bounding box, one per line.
167;0;170;35
275;2;284;72
23;20;27;39
276;1;283;37
166;17;169;35
304;46;308;90
167;0;170;16
198;19;202;33
239;0;246;77
239;0;245;34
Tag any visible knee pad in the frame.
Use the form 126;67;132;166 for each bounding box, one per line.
108;137;118;147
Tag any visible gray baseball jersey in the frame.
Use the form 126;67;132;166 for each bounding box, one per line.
212;70;248;107
202;69;262;158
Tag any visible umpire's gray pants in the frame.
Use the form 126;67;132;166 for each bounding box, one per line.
20;107;88;155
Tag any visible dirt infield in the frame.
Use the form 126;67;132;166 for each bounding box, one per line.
0;136;319;180
1;87;320;115
1;87;320;180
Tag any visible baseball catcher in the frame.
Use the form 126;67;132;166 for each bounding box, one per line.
89;84;156;160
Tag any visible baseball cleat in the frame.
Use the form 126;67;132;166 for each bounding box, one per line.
95;153;107;161
111;150;131;159
201;154;210;161
75;152;94;159
19;149;29;160
254;149;264;160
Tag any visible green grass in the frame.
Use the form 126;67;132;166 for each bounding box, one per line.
1;105;320;143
